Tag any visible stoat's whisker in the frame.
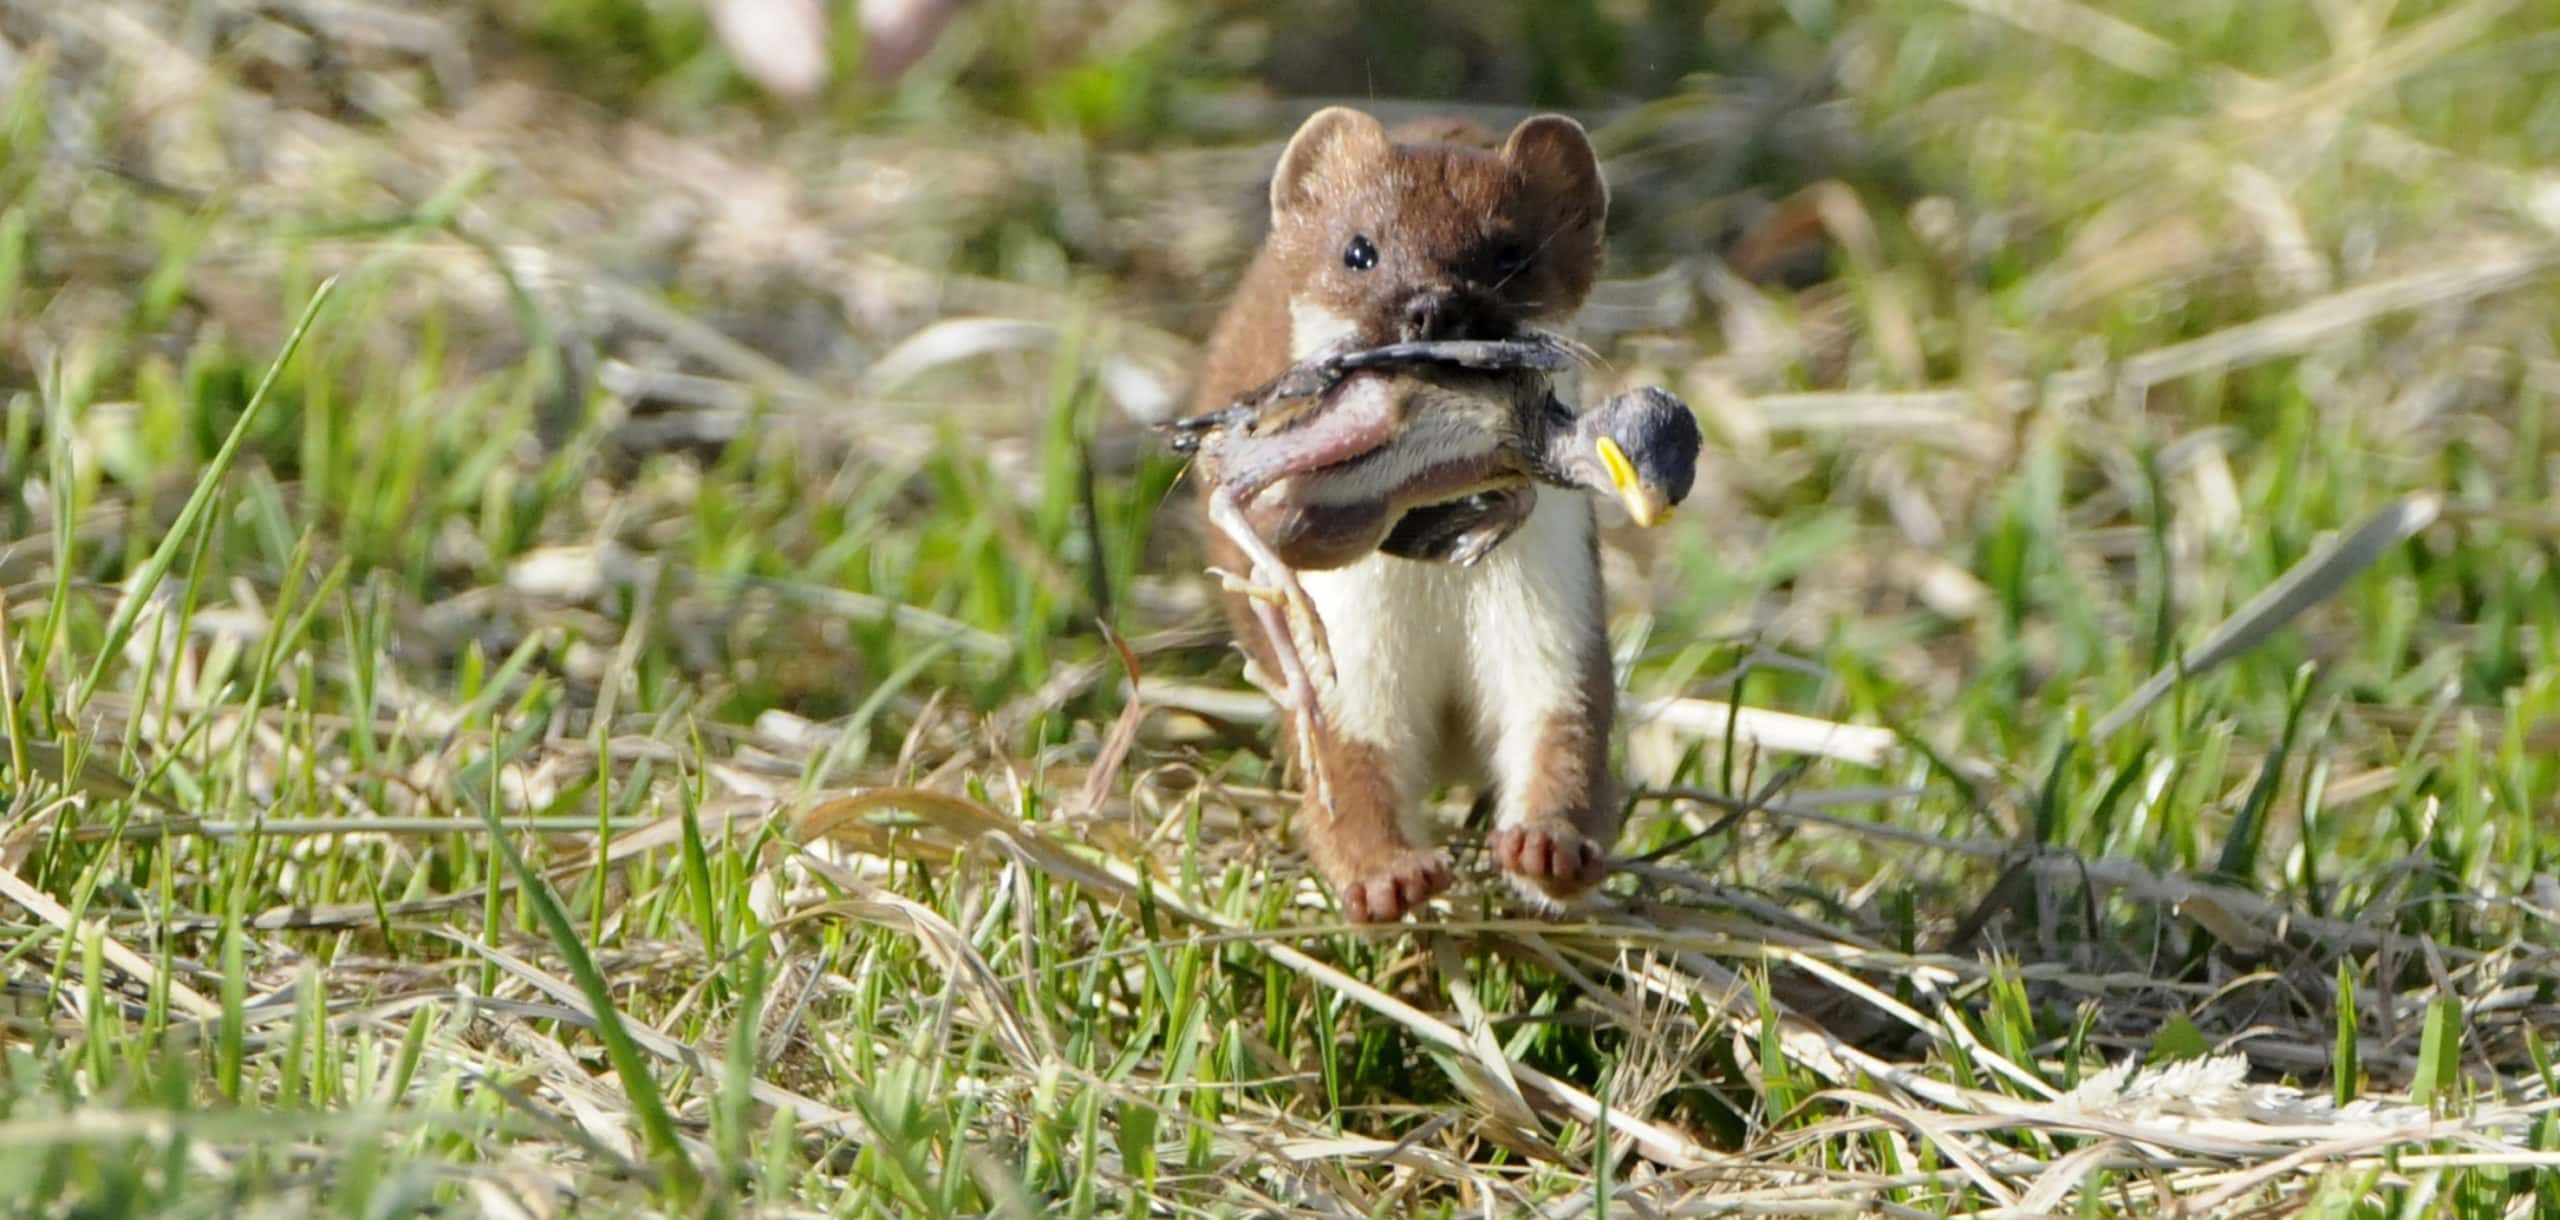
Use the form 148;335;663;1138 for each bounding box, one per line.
1489;215;1579;296
1518;326;1606;373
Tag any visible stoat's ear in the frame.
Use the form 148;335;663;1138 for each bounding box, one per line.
1500;114;1608;228
1271;107;1389;221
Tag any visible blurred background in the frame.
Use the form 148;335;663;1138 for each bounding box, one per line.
11;0;2553;777
17;0;2541;701
6;0;2560;1213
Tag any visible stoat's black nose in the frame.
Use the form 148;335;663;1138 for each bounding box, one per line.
1396;289;1503;342
1397;291;1451;341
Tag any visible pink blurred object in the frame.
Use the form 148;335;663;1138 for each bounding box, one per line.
860;0;974;82
710;0;833;100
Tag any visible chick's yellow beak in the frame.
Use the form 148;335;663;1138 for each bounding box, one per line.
1596;436;1673;527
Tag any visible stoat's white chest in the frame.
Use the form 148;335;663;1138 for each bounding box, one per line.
1297;490;1604;792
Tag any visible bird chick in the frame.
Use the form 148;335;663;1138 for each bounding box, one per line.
1175;362;1702;573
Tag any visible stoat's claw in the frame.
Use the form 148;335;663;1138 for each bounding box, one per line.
1490;823;1610;908
1340;850;1453;923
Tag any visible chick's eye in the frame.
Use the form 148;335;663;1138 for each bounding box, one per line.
1343;235;1378;271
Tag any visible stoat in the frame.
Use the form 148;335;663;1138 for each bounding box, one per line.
1187;106;1674;922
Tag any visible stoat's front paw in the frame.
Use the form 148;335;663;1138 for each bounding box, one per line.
1338;851;1452;923
1490;823;1609;906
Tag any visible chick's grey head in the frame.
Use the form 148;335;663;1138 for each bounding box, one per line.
1558;387;1700;527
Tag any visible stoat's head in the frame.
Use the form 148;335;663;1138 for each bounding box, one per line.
1264;107;1608;359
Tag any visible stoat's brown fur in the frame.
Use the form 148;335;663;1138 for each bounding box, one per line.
1191;107;1621;922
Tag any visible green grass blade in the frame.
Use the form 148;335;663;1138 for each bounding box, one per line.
74;277;340;708
473;778;702;1199
2211;664;2316;884
2090;495;2440;744
2414;995;2463;1113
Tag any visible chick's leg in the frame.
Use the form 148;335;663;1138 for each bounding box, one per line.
1206;488;1337;800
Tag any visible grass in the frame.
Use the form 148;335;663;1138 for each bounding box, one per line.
4;0;2560;1214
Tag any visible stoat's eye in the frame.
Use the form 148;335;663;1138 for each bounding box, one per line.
1486;238;1532;277
1342;235;1378;271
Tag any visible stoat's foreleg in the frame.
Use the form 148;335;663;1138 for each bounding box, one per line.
1466;494;1621;911
1210;484;1455;923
